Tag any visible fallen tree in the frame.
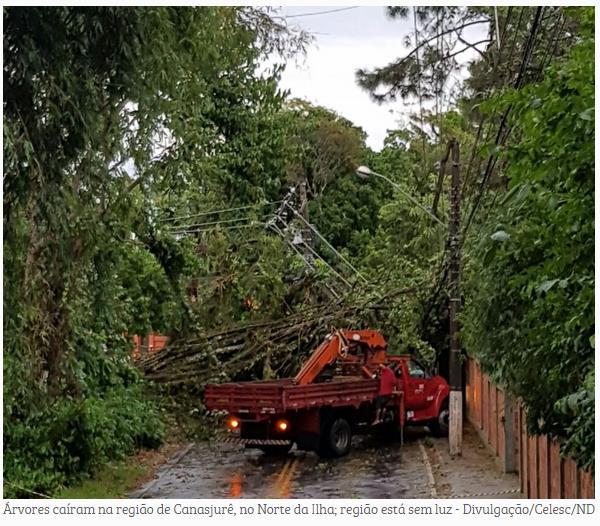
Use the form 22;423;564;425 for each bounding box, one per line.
135;288;415;391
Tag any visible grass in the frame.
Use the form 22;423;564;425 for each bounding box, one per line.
53;393;203;499
54;460;149;499
53;438;186;499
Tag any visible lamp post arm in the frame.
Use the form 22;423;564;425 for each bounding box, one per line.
370;170;446;228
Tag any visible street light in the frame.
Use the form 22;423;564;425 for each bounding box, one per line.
355;165;446;228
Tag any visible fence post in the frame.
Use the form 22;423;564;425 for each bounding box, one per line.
503;395;517;473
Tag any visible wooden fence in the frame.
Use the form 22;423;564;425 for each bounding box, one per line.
131;333;170;360
465;359;594;498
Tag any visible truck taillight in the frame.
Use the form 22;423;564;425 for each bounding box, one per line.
227;416;240;430
275;419;289;432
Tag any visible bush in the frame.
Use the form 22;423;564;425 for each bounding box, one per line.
462;10;594;470
3;384;164;498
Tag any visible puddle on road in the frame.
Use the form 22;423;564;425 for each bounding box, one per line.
132;434;432;499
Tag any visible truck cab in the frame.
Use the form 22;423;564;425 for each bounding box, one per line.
390;356;449;436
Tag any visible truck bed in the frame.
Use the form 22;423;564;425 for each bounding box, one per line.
204;376;381;415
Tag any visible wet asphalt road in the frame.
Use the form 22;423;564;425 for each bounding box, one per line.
131;424;521;499
131;432;432;499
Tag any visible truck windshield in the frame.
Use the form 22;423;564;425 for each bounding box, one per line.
408;359;429;379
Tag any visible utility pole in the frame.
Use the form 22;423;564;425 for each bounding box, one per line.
448;138;462;456
296;179;315;265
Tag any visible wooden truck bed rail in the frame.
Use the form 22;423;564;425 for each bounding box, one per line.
204;379;291;414
204;377;383;415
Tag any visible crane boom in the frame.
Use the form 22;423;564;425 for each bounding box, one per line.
293;329;388;386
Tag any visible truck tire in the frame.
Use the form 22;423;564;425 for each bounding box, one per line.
319;417;352;457
259;444;292;456
429;398;449;437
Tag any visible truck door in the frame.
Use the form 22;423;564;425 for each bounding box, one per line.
404;358;433;411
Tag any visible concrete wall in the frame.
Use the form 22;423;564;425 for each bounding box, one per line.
466;359;594;499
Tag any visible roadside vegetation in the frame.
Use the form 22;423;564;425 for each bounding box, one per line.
3;6;594;497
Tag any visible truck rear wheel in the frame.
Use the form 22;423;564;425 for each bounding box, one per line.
319;417;352;457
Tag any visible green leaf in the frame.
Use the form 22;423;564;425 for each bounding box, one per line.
482;245;497;266
536;279;559;294
490;230;510;242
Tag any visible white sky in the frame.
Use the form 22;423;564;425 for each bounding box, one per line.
275;6;486;151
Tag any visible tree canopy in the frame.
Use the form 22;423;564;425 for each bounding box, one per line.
3;5;594;496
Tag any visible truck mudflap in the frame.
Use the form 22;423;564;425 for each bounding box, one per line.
223;437;292;446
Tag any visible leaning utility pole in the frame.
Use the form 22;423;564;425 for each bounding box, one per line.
448;138;463;456
298;179;313;251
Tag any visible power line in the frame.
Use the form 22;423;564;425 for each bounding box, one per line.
160;201;282;223
284;203;368;283
470;8;562;232
165;215;270;231
283;6;359;19
268;222;315;271
424;6;523;311
267;222;343;300
300;240;352;288
462;6;521;196
537;8;566;77
170;223;265;236
413;7;428;180
463;7;544;238
472;7;560;230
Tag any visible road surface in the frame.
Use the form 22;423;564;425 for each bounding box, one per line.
131;424;520;499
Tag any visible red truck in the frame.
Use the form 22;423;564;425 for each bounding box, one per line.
204;329;449;457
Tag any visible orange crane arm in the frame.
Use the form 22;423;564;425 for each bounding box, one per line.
293;329;389;386
294;331;345;386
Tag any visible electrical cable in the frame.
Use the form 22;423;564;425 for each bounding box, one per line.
425;6;523;309
413;7;428;179
300;240;352;288
463;7;543;238
170;223;264;236
159;201;282;223
268;221;343;300
536;9;566;77
167;216;256;230
268;222;312;268
283;203;368;282
166;215;272;231
469;7;562;234
461;6;521;196
283;6;359;19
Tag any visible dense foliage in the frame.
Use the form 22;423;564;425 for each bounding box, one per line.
355;6;594;470
462;11;594;468
3;5;594;497
3;6;306;497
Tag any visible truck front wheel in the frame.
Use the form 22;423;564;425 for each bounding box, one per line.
319;417;352;457
429;399;449;437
